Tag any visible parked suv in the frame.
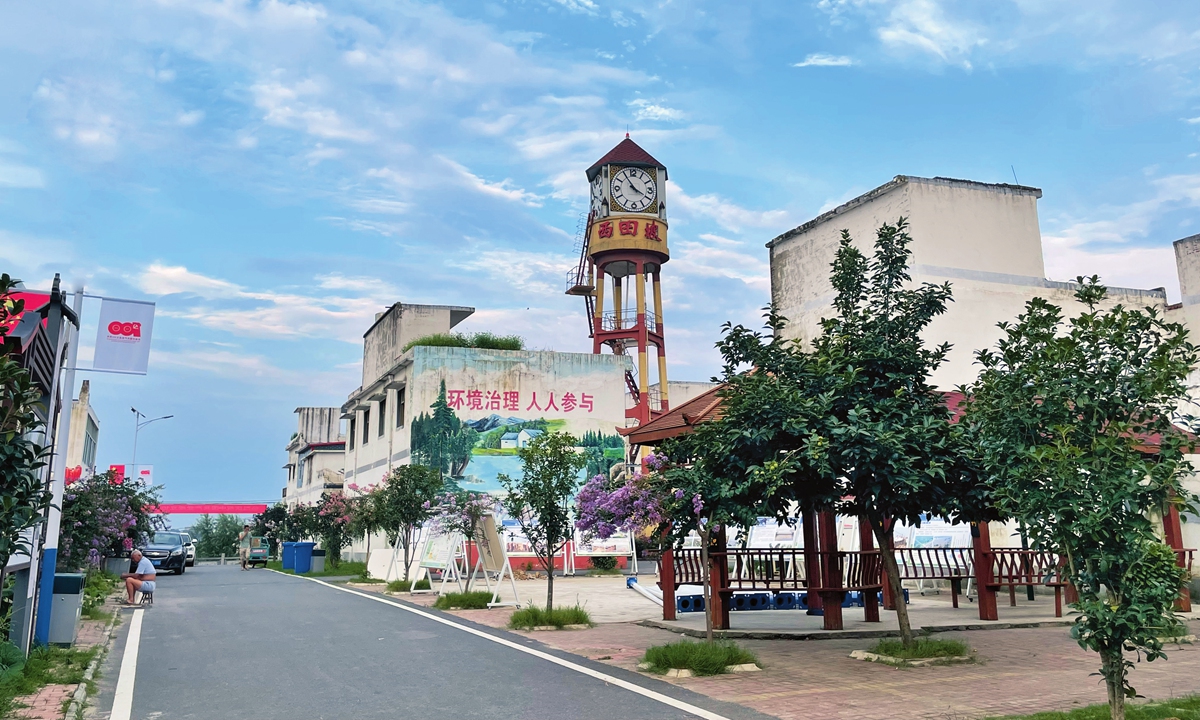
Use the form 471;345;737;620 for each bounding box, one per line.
143;531;188;574
180;531;196;567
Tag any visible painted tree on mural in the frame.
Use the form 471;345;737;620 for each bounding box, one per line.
963;277;1198;720
410;380;477;479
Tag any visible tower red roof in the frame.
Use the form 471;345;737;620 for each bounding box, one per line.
587;137;666;180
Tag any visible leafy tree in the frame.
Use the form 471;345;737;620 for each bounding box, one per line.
309;493;353;568
963;277;1197;720
499;432;585;609
252;503;289;556
193;514;245;558
427;490;497;591
411;380;478;477
59;469;164;569
355;465;442;582
0;276;52;596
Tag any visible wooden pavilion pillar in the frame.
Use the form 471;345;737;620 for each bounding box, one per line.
859;517;880;623
818;510;843;631
972;521;999;621
1163;503;1193;612
659;547;676;621
712;525;731;630
802;509;823;614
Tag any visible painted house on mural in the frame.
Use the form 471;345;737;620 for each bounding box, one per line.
282;407;346;509
767;174;1200;555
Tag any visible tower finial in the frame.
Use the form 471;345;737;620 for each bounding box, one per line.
626;132;630;138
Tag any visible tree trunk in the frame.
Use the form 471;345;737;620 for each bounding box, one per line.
546;551;555;610
1102;646;1126;720
401;527;412;583
700;526;713;643
870;514;914;647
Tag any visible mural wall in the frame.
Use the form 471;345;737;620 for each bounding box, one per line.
406;346;631;496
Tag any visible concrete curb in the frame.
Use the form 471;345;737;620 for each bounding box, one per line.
849;649;973;667
66;608;120;719
639;617;1075;641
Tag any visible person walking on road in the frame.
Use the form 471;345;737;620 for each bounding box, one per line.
238;524;253;570
122;550;156;606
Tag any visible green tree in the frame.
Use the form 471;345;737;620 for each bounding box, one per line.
60;469;165;569
194;514;245;558
356;465;442;582
963;277;1197;720
0;275;52;597
411;380;477;477
499;432;585;610
252;503;289;556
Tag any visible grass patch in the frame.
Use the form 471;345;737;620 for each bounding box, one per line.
508;605;593;630
386;579;432;592
0;646;98;717
402;332;524;352
433;591;494;610
642;641;759;676
985;695;1200;719
869;637;970;659
265;560;367;577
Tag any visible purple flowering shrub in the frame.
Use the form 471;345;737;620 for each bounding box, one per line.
59;469;164;570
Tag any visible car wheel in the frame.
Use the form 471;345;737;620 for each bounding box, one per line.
177;564;185;575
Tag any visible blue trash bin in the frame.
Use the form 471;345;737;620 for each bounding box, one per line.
282;542;297;570
293;542;316;574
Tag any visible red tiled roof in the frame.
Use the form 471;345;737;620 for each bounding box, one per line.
624;385;724;445
587;137;665;179
626;385;1191;453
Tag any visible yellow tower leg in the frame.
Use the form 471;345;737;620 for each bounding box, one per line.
593;265;605;335
636;267;649;399
654;271;668;408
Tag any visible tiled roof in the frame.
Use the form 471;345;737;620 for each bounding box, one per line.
623;385;725;445
587;137;665;180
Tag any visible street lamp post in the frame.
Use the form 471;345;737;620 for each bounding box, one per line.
131;407;173;478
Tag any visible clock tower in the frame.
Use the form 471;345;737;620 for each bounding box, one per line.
567;135;670;427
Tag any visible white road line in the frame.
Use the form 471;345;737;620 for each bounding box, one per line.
111;608;144;720
280;572;735;720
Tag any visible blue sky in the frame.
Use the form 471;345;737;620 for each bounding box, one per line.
2;0;1199;510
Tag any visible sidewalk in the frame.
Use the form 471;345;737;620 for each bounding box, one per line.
10;615;113;720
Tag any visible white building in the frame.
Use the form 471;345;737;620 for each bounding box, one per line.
61;379;100;480
768;174;1200;552
282;407;346;509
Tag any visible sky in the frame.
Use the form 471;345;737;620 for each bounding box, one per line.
2;0;1199;510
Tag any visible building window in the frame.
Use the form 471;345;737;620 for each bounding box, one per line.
379;397;387;437
349;418;356;450
296;459;304;487
397;388;406;428
307;458;314;485
362;408;370;445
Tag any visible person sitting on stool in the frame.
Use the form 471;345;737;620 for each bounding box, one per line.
122;549;157;605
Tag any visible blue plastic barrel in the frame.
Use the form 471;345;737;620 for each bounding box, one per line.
282;542;297;570
293;542;316;574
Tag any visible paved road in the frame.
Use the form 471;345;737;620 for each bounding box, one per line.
95;566;769;720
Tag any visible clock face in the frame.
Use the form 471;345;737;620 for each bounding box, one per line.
610;167;656;213
590;176;605;215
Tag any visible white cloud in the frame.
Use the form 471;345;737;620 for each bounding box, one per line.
628;99;684;122
250;79;375;143
551;0;600;15
176;110;205;126
440;157;543;207
793;53;857;67
668;181;792;234
1187;117;1200;124
452;247;575;297
672;233;771;291
877;0;985;65
0;162;46;189
1042;173;1200;300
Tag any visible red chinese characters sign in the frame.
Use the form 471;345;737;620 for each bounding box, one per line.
595;220;663;242
444;390;595;413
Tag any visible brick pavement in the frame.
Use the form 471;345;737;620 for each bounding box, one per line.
11;684;75;720
526;620;1200;719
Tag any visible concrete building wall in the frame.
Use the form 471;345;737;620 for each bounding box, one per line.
361;303;474;388
283;407;345;509
63;380;100;473
769;176;1169;390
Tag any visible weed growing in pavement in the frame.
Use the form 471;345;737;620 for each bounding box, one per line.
507;605;593;630
433;591;494;610
642;640;758;676
0;646;98;717
983;694;1200;719
869;637;970;659
386;579;431;592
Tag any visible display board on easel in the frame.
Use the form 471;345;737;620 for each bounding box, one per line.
412;528;464;595
469;514;520;608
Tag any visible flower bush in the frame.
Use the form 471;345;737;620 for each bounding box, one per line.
59;469;163;570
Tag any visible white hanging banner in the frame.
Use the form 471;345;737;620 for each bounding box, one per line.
93;299;155;374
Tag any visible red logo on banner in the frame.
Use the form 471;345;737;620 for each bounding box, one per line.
107;321;142;338
109;465;125;484
65;466;82;484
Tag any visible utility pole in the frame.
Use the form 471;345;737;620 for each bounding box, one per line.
131;408;173;479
